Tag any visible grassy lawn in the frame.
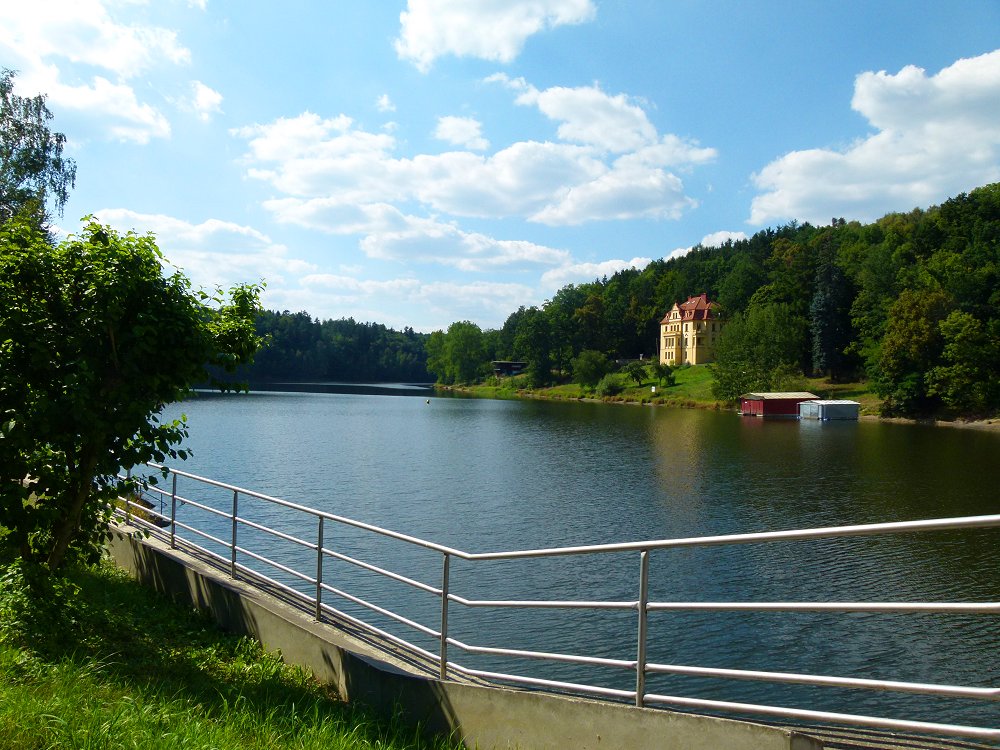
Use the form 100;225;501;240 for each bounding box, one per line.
0;559;460;750
451;364;876;412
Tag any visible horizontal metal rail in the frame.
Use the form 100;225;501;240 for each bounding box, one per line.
647;601;1000;613
448;637;634;670
323;548;441;596
143;463;1000;560
464;513;1000;560
642;693;1000;742
449;594;636;610
238;516;317;551
114;465;1000;743
235;545;315;585
644;663;1000;700
450;663;636;702
316;599;442;666
320;582;441;639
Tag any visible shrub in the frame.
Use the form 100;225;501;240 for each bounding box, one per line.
595;374;623;397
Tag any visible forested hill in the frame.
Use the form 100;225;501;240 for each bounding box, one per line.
427;182;1000;419
240;311;431;383
237;183;999;418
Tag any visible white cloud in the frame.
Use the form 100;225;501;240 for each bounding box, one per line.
41;70;171;143
231;76;714;299
667;230;748;260
750;49;1000;226
0;1;191;142
0;1;190;78
188;80;223;122
700;230;748;247
264;199;569;271
376;94;396;112
298;274;535;331
434;115;489;151
236;87;714;228
515;83;657;153
358;214;570;271
93;209;316;295
532;161;696;225
540;257;652;290
395;0;596;72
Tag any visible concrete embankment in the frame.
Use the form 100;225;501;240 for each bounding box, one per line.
107;527;996;750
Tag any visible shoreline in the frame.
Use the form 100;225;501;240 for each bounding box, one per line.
437;385;1000;432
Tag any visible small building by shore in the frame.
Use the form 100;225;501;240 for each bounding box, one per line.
492;360;528;377
798;399;860;421
739;392;819;418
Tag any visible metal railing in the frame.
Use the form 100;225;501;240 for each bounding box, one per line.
115;464;1000;744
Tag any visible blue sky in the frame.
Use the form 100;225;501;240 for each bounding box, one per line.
3;1;999;331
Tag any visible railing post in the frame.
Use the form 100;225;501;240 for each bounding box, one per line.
315;516;325;621
440;552;451;680
124;468;132;526
169;472;177;549
636;548;650;707
230;489;239;578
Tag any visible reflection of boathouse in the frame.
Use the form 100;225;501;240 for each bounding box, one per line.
739;392;818;418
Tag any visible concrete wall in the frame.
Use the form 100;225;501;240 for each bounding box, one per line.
106;527;823;750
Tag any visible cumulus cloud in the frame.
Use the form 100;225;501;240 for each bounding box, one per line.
532;161;695;225
264;199;569;271
42;71;171;143
187;80;223;122
376;94;396;112
434;115;489;150
298;274;535;331
515;83;657;153
0;1;191;142
750;49;1000;225
93;209;316;294
395;0;596;72
232;76;715;287
235;79;715;231
540;257;652;291
667;230;749;260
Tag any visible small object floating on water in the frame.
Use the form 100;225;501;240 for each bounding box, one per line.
426;399;431;404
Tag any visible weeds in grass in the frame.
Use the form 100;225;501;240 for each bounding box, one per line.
0;558;461;750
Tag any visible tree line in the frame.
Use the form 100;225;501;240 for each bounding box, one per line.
237;310;430;383
426;183;1000;419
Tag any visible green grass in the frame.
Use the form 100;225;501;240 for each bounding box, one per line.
450;364;878;413
0;559;461;750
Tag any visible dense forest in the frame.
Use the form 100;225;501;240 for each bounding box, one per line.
242;184;999;418
426;183;1000;419
239;311;431;383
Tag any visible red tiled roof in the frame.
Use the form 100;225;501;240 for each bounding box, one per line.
659;293;720;324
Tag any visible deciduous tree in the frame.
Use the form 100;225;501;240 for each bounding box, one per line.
0;217;263;570
570;349;613;389
0;69;76;228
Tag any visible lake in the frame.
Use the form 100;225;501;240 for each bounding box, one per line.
156;385;1000;730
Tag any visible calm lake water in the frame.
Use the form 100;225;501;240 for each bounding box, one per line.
157;385;1000;729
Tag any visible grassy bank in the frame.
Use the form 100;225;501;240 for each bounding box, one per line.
0;558;460;750
444;364;881;414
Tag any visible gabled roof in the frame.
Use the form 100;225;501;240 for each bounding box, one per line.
659;293;720;324
741;392;819;400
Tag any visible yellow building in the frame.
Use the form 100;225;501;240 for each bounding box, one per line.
659;293;724;365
